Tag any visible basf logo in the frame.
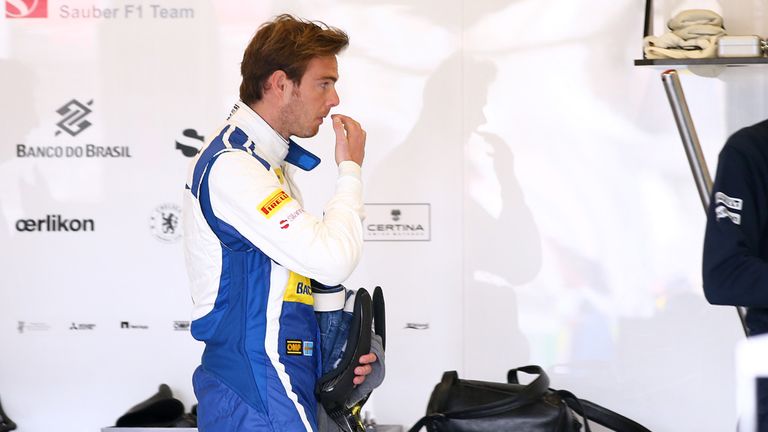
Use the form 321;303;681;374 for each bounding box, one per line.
364;203;431;241
5;0;47;18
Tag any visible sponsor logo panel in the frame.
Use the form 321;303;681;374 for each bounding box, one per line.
55;99;92;137
175;128;204;157
16;99;133;159
285;340;314;357
150;204;182;243
15;215;95;232
120;321;149;330
173;321;190;331
302;341;314;357
57;4;195;20
286;339;302;355
5;0;47;18
258;190;291;219
17;321;51;333
363;203;431;242
69;322;96;330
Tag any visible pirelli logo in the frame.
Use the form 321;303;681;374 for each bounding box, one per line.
286;340;303;355
259;190;291;218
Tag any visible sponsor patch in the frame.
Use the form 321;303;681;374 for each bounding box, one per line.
283;273;314;305
274;167;285;184
281;208;305;229
258;190;292;219
286;339;303;355
716;205;742;225
715;192;743;210
303;341;314;357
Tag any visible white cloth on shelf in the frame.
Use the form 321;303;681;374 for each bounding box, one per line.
641;9;725;59
673;24;726;40
667;9;724;30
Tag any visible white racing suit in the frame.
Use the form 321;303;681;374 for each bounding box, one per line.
183;101;364;431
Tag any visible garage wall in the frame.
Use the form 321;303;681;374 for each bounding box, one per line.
1;0;764;430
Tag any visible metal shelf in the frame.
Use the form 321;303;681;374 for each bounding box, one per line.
635;57;768;66
637;0;767;69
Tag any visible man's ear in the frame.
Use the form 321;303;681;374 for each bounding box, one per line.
264;69;289;98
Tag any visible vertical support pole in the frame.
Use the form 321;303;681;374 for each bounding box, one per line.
660;69;749;336
644;0;653;38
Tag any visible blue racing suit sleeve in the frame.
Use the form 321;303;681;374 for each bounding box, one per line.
702;127;768;307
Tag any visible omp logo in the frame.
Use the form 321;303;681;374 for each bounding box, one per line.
6;0;47;18
55;99;93;137
258;190;291;218
286;340;302;355
176;128;204;157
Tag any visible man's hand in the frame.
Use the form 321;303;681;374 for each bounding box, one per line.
332;114;366;166
352;353;377;386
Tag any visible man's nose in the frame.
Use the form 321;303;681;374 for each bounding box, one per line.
328;87;340;108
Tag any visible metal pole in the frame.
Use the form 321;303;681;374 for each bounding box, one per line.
643;0;653;39
660;69;749;336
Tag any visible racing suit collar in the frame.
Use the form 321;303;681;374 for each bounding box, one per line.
228;101;320;171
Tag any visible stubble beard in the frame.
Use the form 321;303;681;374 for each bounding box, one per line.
278;89;319;139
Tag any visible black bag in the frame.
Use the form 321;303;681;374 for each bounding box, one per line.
115;384;189;427
408;365;652;432
0;395;17;432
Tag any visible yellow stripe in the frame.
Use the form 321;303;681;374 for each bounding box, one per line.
274;167;285;185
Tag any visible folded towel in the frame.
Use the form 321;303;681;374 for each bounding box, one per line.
673;24;726;39
643;35;719;59
668;9;724;30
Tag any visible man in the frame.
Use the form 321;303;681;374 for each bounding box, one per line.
183;14;377;431
703;119;768;429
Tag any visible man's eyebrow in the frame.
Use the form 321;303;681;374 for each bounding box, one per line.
318;75;338;82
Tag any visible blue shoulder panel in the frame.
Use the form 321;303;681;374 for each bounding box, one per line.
286;140;321;171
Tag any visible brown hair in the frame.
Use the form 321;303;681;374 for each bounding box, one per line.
240;14;349;104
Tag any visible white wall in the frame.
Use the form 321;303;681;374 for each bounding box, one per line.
1;0;766;431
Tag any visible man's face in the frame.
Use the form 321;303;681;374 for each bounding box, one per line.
279;55;340;139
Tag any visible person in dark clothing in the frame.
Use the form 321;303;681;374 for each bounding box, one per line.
703;118;768;430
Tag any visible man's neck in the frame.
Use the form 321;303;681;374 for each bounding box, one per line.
249;101;289;142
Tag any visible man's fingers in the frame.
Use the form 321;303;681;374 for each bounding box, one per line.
358;353;377;365
354;364;372;376
331;115;346;136
331;113;365;166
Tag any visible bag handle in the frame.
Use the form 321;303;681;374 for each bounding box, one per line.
408;365;551;432
559;392;652;432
